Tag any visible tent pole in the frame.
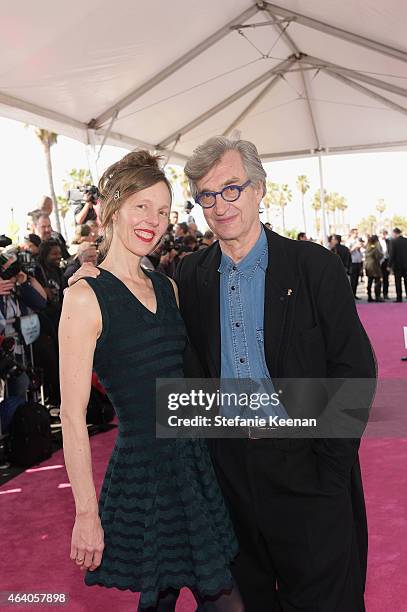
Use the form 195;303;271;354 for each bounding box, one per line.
93;4;259;128
86;129;100;185
262;2;407;64
318;152;328;247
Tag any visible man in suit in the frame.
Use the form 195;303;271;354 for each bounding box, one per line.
176;136;376;612
389;227;407;302
328;233;352;276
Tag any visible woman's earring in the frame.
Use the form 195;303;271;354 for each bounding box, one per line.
114;190;120;200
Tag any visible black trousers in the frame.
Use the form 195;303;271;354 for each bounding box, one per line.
367;276;381;300
350;262;362;296
394;268;407;301
380;259;389;297
208;438;366;612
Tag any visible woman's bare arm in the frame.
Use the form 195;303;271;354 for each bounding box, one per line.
59;280;104;571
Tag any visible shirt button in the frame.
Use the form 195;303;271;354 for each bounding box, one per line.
232;266;237;271
280;296;285;302
231;286;236;291
239;357;245;363
235;322;240;327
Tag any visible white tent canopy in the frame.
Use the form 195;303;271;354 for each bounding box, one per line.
1;0;407;165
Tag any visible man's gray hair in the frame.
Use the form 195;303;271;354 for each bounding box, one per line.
184;136;266;199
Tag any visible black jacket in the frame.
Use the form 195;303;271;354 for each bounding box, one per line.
332;242;352;275
389;235;407;271
176;227;377;471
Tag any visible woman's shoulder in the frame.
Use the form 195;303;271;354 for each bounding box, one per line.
63;279;99;311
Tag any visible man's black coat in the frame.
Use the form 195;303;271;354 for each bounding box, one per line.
175;226;377;603
389;235;407;271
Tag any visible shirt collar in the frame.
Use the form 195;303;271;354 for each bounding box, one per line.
218;225;268;278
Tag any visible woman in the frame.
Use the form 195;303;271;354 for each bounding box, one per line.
35;239;64;305
364;235;383;302
59;151;243;611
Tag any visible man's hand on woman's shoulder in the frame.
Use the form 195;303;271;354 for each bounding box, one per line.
68;263;100;287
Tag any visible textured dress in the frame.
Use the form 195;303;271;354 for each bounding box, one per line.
83;268;238;608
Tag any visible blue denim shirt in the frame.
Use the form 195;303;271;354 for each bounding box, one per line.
219;226;287;419
219;226;269;380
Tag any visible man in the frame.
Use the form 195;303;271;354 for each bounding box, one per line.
297;231;308;241
389;227;407;302
328;233;352;275
183;200;196;224
378;230;391;299
198;230;215;250
169;210;179;226
74;188;99;225
0;252;47;398
346;228;363;298
174;221;189;240
32;213;71;261
176;137;376;612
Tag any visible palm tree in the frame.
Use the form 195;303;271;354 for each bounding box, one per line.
35;129;61;234
376;199;386;228
278;183;293;235
327;192;345;233
336;195;348;233
262;180;280;223
167;166;191;202
311;189;325;237
296;175;310;234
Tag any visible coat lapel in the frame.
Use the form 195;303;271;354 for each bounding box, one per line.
264;228;299;377
197;243;222;377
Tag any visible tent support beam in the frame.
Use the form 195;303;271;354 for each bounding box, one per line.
158;56;296;148
261;2;407;64
322;69;407;118
222;73;284;136
96;110;118;161
301;55;407;98
92;4;260;129
260;139;407;160
0;91;85;130
264;8;322;149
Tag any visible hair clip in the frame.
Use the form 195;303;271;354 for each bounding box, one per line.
114;190;120;200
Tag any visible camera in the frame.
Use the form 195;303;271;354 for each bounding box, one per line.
0;249;37;280
17;250;37;277
160;234;181;256
0;235;12;249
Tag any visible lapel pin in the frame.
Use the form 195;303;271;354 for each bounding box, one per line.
287;288;293;296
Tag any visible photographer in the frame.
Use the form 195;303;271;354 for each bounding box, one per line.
0;252;47;399
34;239;65;306
74;186;99;225
32;212;71;261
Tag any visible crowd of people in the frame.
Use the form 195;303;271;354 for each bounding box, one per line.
1;188;406;410
295;227;407;303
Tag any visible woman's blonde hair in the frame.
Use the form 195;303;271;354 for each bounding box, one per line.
98;150;172;258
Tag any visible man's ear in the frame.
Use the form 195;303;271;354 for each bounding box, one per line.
253;181;264;206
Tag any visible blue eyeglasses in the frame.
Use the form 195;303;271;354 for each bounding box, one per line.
195;179;251;209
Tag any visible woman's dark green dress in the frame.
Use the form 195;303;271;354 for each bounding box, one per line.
83;268;238;608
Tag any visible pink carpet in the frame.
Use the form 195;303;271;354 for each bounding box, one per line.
1;303;406;611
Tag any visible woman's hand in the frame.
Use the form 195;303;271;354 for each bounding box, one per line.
70;511;104;572
68;263;100;287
